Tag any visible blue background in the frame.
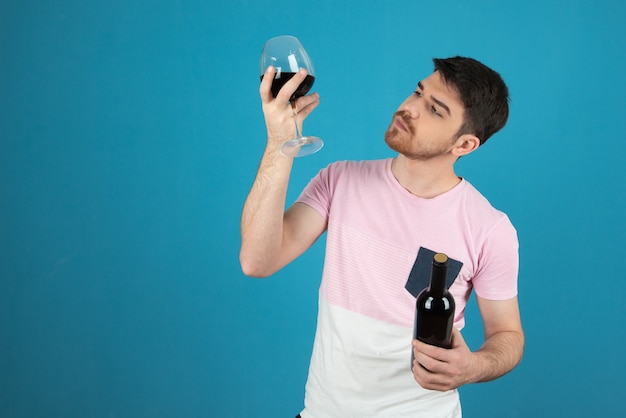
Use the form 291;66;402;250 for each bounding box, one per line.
2;0;625;416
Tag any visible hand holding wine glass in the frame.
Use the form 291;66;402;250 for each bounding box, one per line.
260;35;323;157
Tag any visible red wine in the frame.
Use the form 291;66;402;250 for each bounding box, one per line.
260;72;315;101
412;253;456;365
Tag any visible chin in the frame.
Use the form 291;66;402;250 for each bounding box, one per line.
384;130;409;155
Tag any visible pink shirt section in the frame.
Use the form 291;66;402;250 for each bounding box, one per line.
297;158;519;329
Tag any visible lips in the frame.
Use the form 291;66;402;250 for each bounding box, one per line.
394;115;409;132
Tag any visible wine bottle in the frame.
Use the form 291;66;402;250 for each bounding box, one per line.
411;253;456;366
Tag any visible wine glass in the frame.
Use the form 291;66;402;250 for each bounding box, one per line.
260;35;323;157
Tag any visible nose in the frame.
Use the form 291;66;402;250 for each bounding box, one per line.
400;96;420;119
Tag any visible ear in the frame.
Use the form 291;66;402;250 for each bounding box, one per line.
452;134;480;157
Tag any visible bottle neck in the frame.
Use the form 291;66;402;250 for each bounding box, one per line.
429;262;448;297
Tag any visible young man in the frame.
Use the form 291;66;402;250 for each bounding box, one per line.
240;56;524;417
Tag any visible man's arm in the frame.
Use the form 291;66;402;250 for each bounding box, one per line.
412;296;524;391
469;295;524;382
239;66;325;278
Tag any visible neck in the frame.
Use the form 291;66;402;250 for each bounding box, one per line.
391;154;461;198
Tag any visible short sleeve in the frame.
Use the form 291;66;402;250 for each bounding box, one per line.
295;164;335;220
472;216;519;300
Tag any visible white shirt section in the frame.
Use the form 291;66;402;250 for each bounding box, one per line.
300;296;461;418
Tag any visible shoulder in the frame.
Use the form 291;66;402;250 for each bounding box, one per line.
461;181;508;215
322;158;389;178
460;180;516;234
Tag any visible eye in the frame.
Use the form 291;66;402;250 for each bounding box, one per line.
413;90;423;97
431;105;442;117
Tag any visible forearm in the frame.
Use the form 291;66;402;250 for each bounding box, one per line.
471;329;524;383
240;141;294;277
241;66;320;277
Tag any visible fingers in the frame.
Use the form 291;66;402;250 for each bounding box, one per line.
292;92;320;118
260;67;311;104
413;344;448;374
259;66;275;103
413;362;453;391
413;339;451;380
275;68;308;102
259;67;319;144
412;346;454;391
412;336;473;391
412;339;447;359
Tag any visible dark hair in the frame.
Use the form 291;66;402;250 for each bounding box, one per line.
433;56;509;145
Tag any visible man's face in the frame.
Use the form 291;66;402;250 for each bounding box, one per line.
384;71;466;160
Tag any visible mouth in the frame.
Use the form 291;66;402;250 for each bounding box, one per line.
394;116;409;132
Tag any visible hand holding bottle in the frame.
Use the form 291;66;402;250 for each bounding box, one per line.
411;327;477;391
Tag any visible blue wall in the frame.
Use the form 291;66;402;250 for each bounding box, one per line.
2;0;625;416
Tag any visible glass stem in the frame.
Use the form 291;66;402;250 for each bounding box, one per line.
291;101;302;139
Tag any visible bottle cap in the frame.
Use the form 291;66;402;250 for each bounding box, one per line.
434;253;448;264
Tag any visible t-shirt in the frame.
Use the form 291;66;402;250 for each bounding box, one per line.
295;159;519;418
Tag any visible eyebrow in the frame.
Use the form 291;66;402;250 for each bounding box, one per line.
418;81;451;116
